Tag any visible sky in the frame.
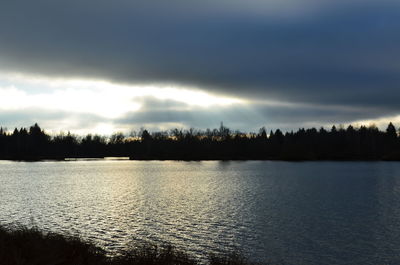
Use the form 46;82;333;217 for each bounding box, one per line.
0;0;399;134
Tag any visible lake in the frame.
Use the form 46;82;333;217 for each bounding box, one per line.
1;160;400;265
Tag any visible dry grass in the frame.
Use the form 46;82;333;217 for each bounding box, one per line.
0;226;258;265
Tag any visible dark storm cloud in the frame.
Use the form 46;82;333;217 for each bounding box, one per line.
116;97;397;131
134;97;190;111
1;0;400;121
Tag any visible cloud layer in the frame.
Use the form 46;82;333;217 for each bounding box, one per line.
0;0;399;131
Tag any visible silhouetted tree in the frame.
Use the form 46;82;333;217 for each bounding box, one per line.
386;122;397;139
2;122;400;161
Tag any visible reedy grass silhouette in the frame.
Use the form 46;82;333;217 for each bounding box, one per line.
0;225;258;265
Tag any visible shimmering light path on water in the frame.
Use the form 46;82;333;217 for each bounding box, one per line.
1;161;400;265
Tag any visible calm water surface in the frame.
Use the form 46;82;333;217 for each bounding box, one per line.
1;161;400;265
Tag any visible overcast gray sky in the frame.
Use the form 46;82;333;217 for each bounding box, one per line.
0;0;399;134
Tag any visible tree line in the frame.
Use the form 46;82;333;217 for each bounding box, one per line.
1;122;400;160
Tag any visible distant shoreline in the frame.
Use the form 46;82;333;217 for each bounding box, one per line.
1;156;400;162
2;123;400;162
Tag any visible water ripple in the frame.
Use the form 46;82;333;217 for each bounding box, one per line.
1;161;400;265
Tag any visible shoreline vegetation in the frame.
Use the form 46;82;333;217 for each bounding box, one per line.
0;225;253;265
1;122;400;161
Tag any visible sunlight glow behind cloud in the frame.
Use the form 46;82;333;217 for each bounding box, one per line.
0;72;246;133
0;73;243;119
1;71;398;135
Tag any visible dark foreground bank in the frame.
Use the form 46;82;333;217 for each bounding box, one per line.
0;226;256;265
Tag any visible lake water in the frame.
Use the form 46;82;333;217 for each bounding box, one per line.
1;160;400;265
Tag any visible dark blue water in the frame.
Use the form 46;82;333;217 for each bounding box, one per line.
1;160;400;264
